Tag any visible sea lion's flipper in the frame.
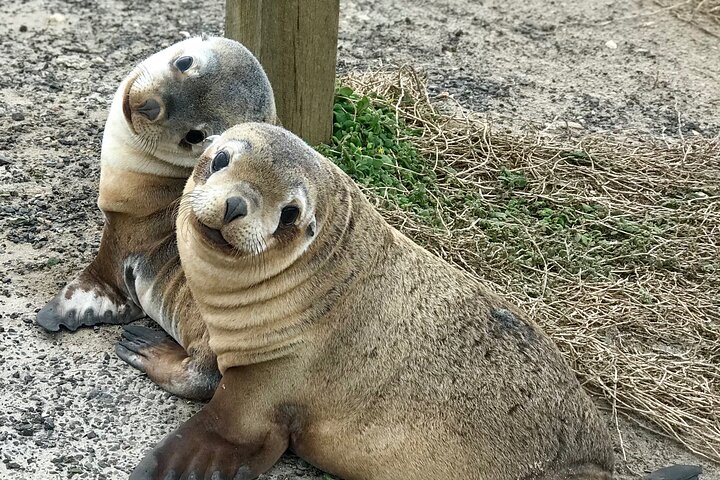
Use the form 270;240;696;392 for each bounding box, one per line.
36;265;143;332
116;325;220;401
130;371;288;480
645;465;702;480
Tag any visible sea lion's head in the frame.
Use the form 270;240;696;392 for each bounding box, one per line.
178;123;335;283
119;37;276;168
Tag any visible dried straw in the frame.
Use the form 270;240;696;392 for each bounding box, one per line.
341;67;720;463
656;0;720;37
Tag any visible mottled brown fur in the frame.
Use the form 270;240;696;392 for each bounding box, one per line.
132;123;614;480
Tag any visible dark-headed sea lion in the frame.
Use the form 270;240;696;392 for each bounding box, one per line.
36;37;276;400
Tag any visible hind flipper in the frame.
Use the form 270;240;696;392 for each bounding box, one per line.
36;265;143;332
116;324;220;401
646;465;702;480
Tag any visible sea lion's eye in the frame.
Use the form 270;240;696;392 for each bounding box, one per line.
185;130;205;144
174;56;194;73
211;151;229;172
279;206;300;227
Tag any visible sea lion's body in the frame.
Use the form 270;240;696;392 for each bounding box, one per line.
132;123;614;480
36;37;276;399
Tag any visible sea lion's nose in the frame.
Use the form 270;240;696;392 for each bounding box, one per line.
136;98;161;121
224;196;248;225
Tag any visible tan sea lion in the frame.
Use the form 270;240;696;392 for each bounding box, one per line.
35;37;277;400
131;123;615;479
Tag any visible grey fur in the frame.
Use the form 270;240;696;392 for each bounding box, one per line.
36;38;277;401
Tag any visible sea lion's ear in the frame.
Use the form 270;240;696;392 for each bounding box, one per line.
202;135;220;149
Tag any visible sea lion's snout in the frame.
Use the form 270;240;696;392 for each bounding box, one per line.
196;221;233;250
189;187;260;255
185;175;255;253
135;98;162;121
122;89;166;135
224;196;248;224
120;69;166;130
128;95;165;124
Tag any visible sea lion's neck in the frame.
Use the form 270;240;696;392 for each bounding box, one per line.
98;163;189;217
190;181;391;372
98;103;192;217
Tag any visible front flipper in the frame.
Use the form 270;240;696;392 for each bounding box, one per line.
37;266;143;332
130;371;288;480
116;325;220;401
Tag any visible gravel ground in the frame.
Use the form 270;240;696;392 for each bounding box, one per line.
0;0;718;479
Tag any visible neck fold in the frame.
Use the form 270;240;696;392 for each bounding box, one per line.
195;182;391;372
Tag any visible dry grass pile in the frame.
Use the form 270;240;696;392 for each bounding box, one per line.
335;67;720;462
656;0;720;37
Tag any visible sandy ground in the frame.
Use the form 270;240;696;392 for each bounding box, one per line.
0;0;718;479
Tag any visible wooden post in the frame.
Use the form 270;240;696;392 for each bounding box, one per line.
226;0;340;145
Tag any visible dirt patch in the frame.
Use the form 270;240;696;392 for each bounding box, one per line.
0;0;718;479
339;0;720;137
658;0;720;39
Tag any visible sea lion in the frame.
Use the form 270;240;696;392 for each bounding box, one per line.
35;37;277;400
131;123;615;479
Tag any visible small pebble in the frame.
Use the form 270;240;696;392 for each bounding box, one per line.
11;112;25;121
48;13;66;23
19;25;28;32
